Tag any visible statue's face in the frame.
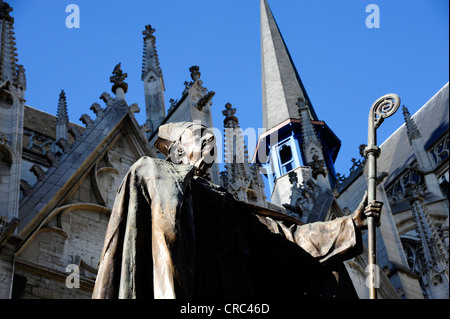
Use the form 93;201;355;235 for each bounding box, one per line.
176;126;216;175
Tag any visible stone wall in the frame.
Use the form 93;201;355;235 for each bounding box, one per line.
0;242;15;298
13;132;144;298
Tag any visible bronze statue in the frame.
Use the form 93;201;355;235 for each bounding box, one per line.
92;122;382;299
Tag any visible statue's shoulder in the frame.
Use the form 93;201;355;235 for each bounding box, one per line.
133;156;164;166
130;156;194;180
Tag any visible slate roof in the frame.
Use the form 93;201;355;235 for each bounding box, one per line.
378;82;449;187
24;105;84;143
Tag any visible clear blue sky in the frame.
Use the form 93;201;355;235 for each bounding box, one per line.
9;0;449;181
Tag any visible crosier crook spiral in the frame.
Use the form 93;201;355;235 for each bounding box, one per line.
372;94;401;129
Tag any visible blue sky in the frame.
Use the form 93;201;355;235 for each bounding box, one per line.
9;0;449;183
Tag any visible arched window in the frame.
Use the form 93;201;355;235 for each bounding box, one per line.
279;144;294;174
401;239;422;274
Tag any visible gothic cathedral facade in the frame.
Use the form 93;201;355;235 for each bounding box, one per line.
0;0;448;299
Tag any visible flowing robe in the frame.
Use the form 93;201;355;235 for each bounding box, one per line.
92;157;362;299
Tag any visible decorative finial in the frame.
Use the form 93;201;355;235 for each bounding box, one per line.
296;97;313;120
308;154;327;179
296;97;309;110
0;1;14;22
110;63;128;94
143;25;156;39
222;103;239;127
189;66;201;81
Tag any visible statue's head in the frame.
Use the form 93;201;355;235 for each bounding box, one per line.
154;122;216;176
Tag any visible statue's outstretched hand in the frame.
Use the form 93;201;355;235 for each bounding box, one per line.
352;191;383;230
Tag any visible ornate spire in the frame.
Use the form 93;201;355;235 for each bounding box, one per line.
260;0;318;130
222;103;266;206
223;103;247;166
296;97;329;185
297;98;323;162
405;181;449;297
110;62;128;94
56;90;69;124
0;0;25;90
141;25;165;137
402;105;421;143
141;24;162;80
55;90;69;141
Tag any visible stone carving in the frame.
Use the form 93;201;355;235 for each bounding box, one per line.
0;1;13;22
283;171;319;220
428;132;449;167
56;138;70;153
168;98;178;113
110;63;128;94
386;163;423;204
0;133;8;146
79;114;94;128
337;144;367;186
90;102;104;118
99;92;114;107
404;181;449;298
15;64;26;90
221;104;266;206
296;96;309;110
0;216;19;248
45;150;59;167
140;123;151;135
68;126;80;141
30;164;45;181
308;154;327;179
129;103;140;114
222;102;238;126
141;24;162;80
20;179;32;196
402;105;421;142
142;24;155;39
56;90;69;125
189;65;201;81
196;91;215;111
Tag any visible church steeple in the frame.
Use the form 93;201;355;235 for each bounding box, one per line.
254;0;341;205
260;0;317;130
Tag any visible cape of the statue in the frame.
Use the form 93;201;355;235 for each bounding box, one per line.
92;156;362;299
